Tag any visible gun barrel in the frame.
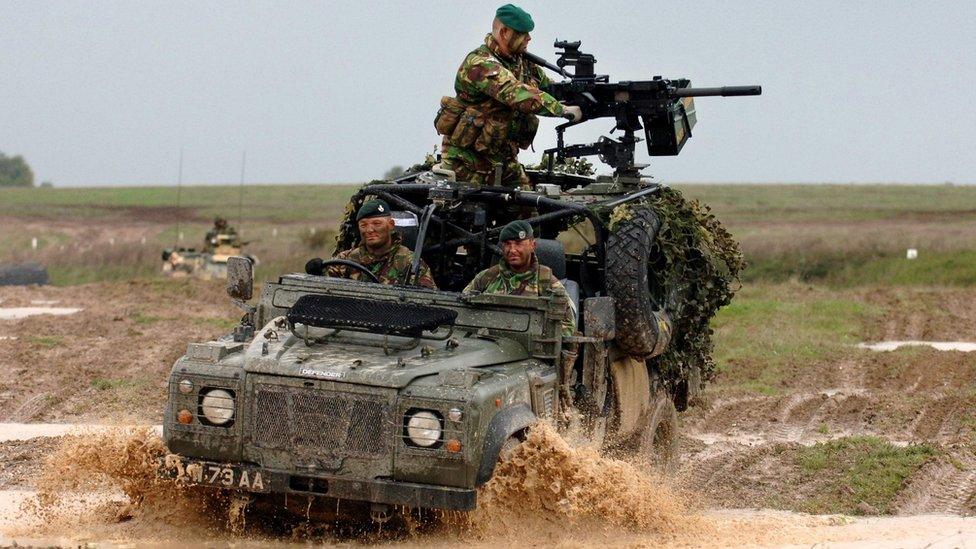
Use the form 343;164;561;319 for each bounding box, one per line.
673;85;762;97
524;51;569;78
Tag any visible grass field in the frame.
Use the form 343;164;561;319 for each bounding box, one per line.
2;182;975;286
0;183;359;222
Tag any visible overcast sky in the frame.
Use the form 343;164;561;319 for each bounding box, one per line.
2;1;975;187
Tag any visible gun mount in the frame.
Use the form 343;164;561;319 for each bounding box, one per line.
527;40;762;179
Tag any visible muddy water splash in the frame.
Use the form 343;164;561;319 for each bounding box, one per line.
11;427;227;542
34;427;166;504
444;423;712;544
10;425;711;546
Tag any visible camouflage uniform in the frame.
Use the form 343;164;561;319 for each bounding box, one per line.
203;226;238;252
329;233;437;289
435;34;565;188
463;255;576;337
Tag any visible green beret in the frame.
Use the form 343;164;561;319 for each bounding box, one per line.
499;220;534;242
356;199;392;221
496;3;534;33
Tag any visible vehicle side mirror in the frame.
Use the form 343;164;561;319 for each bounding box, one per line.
583;297;615;340
226;256;253;301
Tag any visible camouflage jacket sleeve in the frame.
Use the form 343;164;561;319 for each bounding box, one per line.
415;258;437;289
531;62;551;89
386;246;437;288
463;268;493;293
458;52;564;117
327;249;352;278
548;277;578;338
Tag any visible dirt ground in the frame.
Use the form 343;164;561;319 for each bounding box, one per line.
681;286;976;518
0;279;236;423
2;281;976;546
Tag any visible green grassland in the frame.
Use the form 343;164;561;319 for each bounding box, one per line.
794;437;936;515
0;183;360;222
710;283;881;395
2;182;975;287
676;183;976;223
7;182;973;222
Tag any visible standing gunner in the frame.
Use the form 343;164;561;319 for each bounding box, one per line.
434;4;581;189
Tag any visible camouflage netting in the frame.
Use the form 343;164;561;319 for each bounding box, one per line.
605;187;744;386
334;169;744;390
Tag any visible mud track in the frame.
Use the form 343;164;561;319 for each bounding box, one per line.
679;287;976;516
2;283;976;546
0;279;235;423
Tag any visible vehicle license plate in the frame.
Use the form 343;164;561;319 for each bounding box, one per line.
183;461;268;492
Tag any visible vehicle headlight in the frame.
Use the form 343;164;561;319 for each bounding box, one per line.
178;379;193;394
200;389;235;425
406;410;442;447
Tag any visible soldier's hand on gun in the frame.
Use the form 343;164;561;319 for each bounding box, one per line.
562;105;582;122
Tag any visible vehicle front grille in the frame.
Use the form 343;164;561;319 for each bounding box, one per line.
249;383;391;459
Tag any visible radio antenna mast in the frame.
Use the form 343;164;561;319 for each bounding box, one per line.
237;150;246;231
174;147;184;246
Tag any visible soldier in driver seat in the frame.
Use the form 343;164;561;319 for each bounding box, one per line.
315;199;437;289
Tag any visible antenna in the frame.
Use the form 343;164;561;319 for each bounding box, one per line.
237;150;246;232
175;147;184;246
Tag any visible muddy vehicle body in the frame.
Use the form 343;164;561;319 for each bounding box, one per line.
160;172;713;517
161;235;257;279
161;41;757;517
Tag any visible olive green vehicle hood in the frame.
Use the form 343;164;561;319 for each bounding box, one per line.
242;322;528;389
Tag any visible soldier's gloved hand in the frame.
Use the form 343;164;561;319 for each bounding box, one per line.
562;105;583;122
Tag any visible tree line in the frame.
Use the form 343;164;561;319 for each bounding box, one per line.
0;152;34;187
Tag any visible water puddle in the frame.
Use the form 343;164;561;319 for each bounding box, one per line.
0;307;82;320
858;341;976;352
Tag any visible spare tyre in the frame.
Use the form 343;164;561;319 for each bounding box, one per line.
0;263;49;286
605;205;672;357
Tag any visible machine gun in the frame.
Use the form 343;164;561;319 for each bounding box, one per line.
525;40;761;178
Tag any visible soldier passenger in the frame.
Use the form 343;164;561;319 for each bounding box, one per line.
464;220;575;337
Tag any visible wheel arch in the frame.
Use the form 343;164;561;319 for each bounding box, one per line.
474;403;537;486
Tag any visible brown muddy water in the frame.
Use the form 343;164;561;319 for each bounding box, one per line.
2;426;975;548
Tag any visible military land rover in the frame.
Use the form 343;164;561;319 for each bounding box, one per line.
160;41;759;521
162;234;257;279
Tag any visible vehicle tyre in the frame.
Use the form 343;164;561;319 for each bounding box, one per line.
639;389;678;472
498;434;523;463
605;205;671;357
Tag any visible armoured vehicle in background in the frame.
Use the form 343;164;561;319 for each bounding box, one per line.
161;234;257;280
160;41;759;521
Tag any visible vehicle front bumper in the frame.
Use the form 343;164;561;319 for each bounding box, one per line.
158;455;476;511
